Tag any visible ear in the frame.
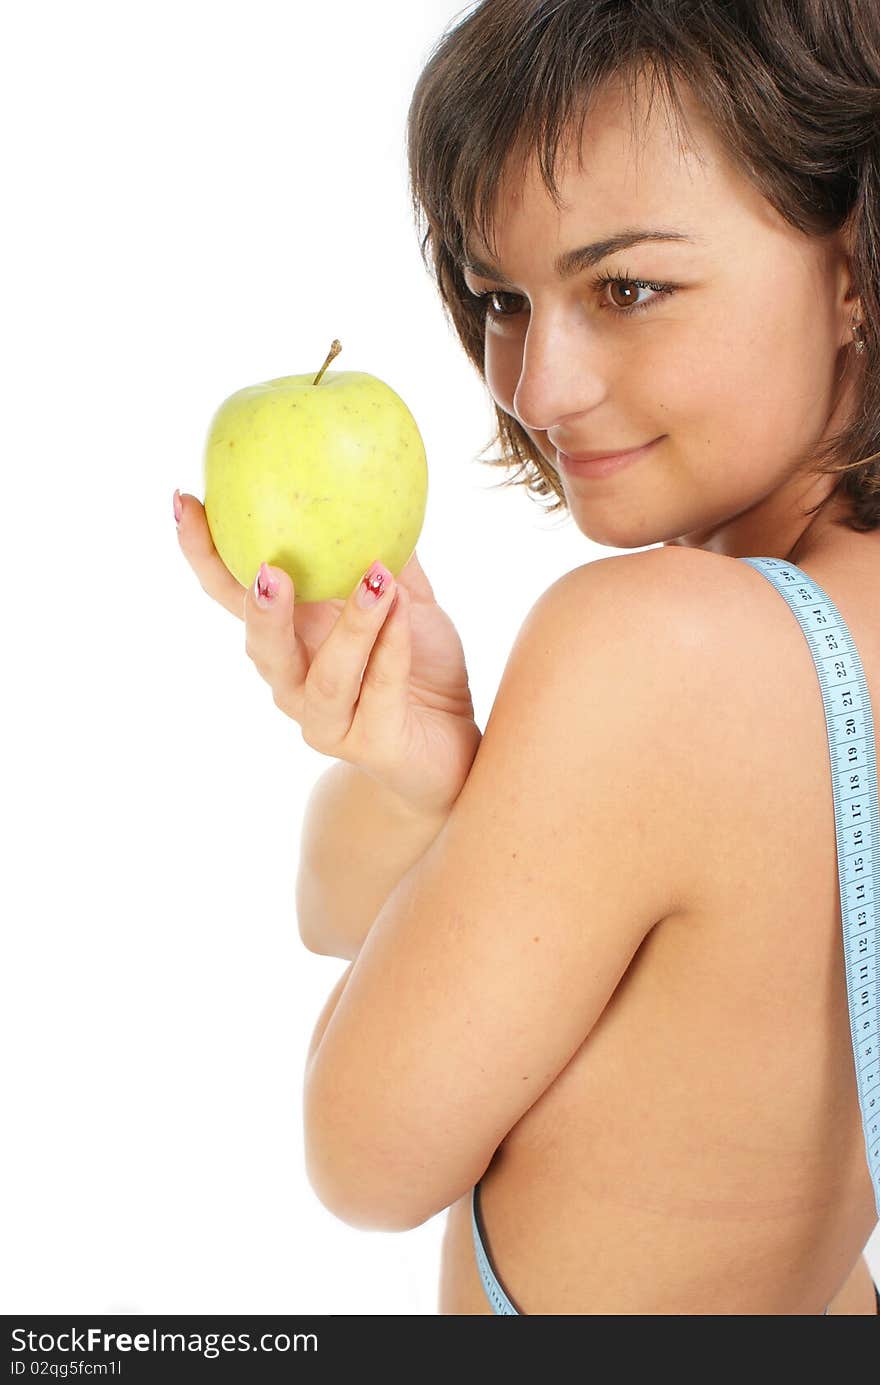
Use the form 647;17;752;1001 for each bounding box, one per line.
832;214;863;352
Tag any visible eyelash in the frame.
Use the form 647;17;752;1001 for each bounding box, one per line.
469;268;678;322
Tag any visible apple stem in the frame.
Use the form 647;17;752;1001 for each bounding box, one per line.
313;339;342;386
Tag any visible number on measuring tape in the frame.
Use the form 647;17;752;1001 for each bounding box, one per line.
740;556;880;1215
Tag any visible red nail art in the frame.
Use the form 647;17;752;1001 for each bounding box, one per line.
255;562;279;605
356;560;392;609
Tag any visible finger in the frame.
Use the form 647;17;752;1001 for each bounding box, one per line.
300;560;399;752
175;490;247;619
243;562;310;711
347;581;412;757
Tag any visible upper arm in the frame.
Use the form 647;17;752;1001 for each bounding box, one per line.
303;549;703;1231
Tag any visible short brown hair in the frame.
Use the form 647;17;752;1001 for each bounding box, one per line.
406;0;880;531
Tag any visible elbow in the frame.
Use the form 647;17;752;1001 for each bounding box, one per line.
298;926;330;956
304;1174;417;1233
302;1141;419;1233
302;1077;431;1233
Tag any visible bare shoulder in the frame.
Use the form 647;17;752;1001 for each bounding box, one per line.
557;544;796;662
566;546;848;903
530;547;754;732
552;543;747;611
545;546;802;887
509;547;761;908
577;543;819;722
544;545;755;683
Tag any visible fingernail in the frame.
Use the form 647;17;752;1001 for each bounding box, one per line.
356;560;393;609
255;562;279;606
173;489;183;525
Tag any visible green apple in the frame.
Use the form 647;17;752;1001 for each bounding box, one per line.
203;341;429;602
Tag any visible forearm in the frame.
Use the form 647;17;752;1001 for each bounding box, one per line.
295;759;459;961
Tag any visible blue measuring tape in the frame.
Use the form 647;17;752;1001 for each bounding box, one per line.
739;557;880;1218
472;555;880;1316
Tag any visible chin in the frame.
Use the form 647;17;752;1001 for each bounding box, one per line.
568;508;674;551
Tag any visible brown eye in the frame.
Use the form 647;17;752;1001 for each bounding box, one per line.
593;272;675;316
473;289;526;320
607;279;642;309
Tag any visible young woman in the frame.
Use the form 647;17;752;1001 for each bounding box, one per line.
175;1;880;1313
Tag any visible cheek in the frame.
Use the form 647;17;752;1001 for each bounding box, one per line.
682;267;839;424
654;297;837;471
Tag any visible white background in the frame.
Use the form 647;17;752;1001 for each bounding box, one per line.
3;0;877;1316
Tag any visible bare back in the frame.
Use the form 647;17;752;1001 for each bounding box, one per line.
439;531;880;1314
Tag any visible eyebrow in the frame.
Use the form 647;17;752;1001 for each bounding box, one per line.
461;227;701;284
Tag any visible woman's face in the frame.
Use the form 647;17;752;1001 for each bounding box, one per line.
460;77;860;558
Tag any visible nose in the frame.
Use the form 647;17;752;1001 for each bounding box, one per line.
511;311;607;433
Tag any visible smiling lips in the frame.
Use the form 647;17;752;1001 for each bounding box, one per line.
554;436;661;461
555;436;663;478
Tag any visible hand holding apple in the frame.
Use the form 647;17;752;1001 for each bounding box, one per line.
202;341;428;603
174;491;482;818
